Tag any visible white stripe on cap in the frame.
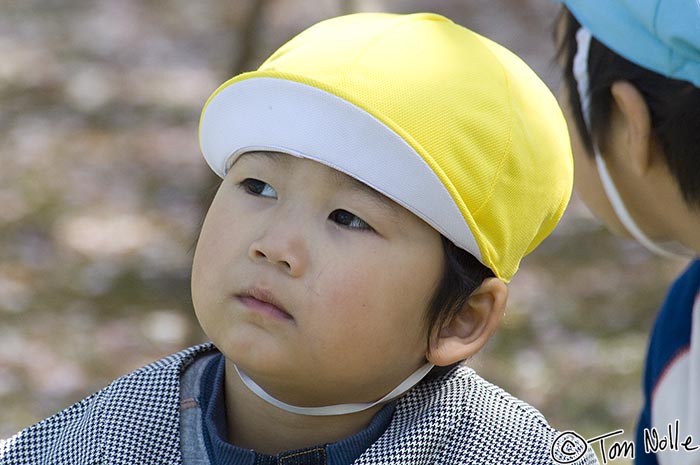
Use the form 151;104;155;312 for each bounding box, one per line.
199;77;482;262
572;27;593;127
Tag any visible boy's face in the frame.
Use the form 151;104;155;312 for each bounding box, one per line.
559;83;630;238
191;151;444;406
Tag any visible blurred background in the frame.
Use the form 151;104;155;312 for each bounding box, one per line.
0;1;689;462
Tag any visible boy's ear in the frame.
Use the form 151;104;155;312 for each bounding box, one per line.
609;81;656;176
426;278;507;367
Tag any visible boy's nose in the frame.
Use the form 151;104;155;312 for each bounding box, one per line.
247;222;308;277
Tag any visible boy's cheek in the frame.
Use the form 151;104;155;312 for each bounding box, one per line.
571;146;630;238
312;269;369;315
561;98;630;238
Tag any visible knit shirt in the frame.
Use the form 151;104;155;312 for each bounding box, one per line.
1;343;600;464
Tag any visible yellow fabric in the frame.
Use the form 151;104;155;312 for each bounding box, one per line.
201;13;572;281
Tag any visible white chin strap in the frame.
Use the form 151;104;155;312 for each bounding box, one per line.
234;362;435;416
573;27;694;260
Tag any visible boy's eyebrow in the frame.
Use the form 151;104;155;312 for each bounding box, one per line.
329;169;400;216
243;151;399;216
238;150;292;166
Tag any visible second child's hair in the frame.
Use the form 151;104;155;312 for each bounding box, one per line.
555;8;700;208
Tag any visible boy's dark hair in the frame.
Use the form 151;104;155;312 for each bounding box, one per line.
424;236;495;378
555;7;700;208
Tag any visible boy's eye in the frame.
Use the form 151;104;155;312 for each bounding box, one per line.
329;209;373;231
240;178;277;198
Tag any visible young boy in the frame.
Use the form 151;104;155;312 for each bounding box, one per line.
2;12;597;464
553;1;700;464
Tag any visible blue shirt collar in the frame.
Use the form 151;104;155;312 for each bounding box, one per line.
199;353;396;465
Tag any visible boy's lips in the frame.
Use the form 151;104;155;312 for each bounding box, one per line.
235;287;294;321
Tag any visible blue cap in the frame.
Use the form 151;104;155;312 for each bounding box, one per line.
556;0;700;86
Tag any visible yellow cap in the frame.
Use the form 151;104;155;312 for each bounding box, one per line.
199;13;572;282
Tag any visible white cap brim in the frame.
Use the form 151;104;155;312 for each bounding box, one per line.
199;77;481;262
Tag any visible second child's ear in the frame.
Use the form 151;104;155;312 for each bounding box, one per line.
609;80;655;176
426;278;507;367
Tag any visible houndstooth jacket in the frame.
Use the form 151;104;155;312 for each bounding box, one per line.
1;343;599;464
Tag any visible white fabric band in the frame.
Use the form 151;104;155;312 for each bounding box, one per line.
234;362;435;416
593;155;692;258
573;27;593;128
199;78;481;263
